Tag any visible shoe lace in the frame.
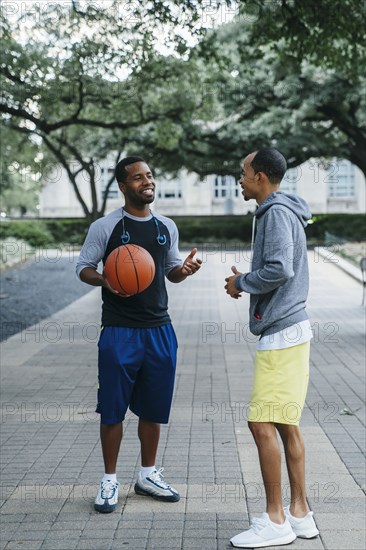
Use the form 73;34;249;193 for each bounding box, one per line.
101;480;119;499
250;515;269;534
149;467;171;489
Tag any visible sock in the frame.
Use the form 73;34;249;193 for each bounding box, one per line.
103;473;117;483
140;465;156;479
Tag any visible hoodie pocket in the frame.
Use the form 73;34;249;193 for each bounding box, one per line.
253;291;275;320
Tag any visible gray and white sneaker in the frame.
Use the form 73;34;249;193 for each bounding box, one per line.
94;479;120;513
134;467;180;502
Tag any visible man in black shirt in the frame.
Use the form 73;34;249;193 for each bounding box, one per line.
76;157;201;512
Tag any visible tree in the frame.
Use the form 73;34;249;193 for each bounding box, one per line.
0;0;219;220
0;175;41;217
0;124;41;190
236;0;366;77
145;18;366;180
0;124;42;216
3;0;365;220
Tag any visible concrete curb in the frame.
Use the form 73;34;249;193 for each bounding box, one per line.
315;246;364;283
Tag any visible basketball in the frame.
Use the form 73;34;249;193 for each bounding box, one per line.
104;244;155;295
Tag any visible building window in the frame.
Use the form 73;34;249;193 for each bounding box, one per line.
327;159;356;197
101;168;119;199
282;168;300;194
214;175;239;198
157;179;182;199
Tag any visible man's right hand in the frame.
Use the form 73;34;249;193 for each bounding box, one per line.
79;267;131;297
224;265;243;299
102;271;131;298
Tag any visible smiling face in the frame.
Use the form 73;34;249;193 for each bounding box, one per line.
119;161;156;207
239;153;259;202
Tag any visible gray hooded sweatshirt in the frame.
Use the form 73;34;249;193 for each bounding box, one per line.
235;191;311;338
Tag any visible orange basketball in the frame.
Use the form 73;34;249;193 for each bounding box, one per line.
104;244;155;295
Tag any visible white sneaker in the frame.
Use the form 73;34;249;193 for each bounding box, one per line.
134;467;180;502
94;479;120;513
230;512;296;548
284;505;319;538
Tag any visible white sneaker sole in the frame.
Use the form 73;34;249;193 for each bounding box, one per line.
134;482;180;502
230;531;296;548
293;528;319;539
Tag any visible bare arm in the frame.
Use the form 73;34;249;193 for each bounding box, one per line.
79;267;129;296
167;248;202;283
167;265;188;283
79;267;105;287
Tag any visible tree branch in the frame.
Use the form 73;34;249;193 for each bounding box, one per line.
1;66;26;85
0;105;49;133
100;150;123;215
318;104;366;145
41;134;90;217
71;0;82;15
72;74;85;120
52;134;90;172
0;102;187;133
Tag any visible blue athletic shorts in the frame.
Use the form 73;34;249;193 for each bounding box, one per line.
96;324;178;425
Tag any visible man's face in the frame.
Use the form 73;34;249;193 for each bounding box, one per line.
239;153;258;202
120;162;156;205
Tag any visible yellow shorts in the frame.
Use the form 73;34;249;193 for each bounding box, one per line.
248;341;310;425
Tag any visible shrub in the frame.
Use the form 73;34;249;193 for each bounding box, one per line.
0;213;364;248
0;220;54;247
44;219;89;245
171;215;254;243
171;214;366;244
305;214;366;243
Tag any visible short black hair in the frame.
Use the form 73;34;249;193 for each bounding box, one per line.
250;148;287;184
115;156;146;183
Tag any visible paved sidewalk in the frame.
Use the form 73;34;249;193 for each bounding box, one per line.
1;249;365;549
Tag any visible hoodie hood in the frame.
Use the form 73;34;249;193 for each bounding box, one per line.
255;191;311;228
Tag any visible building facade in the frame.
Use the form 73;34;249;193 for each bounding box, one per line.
39;158;366;218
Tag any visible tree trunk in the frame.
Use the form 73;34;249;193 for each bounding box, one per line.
350;151;366;181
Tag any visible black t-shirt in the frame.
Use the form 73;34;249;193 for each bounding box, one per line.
76;208;182;328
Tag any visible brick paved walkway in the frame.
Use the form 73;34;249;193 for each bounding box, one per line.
1;249;365;549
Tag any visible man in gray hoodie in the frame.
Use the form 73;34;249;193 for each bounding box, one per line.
225;148;319;548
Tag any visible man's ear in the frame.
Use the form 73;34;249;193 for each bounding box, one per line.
118;182;126;194
256;171;268;186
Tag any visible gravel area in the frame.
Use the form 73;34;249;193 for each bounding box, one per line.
0;251;95;342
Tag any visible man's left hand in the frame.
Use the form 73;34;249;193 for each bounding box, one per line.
225;266;243;299
181;248;202;277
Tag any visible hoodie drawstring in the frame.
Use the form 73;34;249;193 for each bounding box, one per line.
250;215;256;271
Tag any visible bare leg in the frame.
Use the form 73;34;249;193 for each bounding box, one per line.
275;423;309;517
138;419;160;467
248;421;285;524
100;422;123;474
